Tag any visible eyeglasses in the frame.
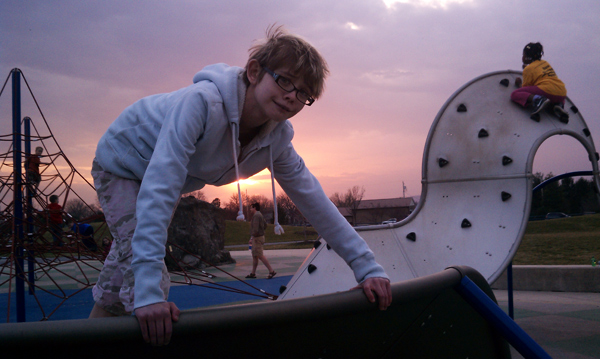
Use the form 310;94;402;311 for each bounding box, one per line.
263;67;315;106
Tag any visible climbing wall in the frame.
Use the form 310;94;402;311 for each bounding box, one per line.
280;70;600;299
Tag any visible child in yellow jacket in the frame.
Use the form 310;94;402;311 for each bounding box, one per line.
511;42;569;123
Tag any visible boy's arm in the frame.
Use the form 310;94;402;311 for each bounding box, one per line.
273;143;391;309
273;143;389;282
130;91;208;344
131;91;208;310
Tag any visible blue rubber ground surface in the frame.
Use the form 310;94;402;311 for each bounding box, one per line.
1;275;291;322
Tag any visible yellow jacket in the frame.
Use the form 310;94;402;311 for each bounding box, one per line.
522;60;567;96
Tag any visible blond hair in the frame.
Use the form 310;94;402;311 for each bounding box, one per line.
245;25;329;99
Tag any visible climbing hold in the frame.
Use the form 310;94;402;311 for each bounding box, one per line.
583;128;591;137
406;232;416;242
570;105;579;114
530;113;541;122
438;158;449;167
502;156;513;166
478;129;489;138
279;285;287;294
457;104;467;112
461;219;472;228
501;191;512;202
308;264;317;274
327;244;331;250
313;240;321;249
499;79;509;87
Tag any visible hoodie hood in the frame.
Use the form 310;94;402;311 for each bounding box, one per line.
192;63;247;127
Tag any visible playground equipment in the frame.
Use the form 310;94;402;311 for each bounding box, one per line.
1;69;594;358
280;70;600;300
0;266;524;358
0;69;109;322
0;69;280;322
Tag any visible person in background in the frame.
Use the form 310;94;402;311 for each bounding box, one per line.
68;220;98;251
47;195;64;246
246;202;276;279
26;147;47;189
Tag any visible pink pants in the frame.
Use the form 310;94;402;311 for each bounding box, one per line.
511;86;565;107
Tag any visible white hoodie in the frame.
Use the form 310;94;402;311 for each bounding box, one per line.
95;63;388;310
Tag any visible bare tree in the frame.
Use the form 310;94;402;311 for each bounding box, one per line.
277;193;302;225
329;192;349;207
64;198;98;221
223;192;274;221
223;192;242;220
330;185;365;225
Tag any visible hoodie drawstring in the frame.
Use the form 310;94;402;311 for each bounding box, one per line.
231;123;245;221
230;124;284;235
269;146;284;235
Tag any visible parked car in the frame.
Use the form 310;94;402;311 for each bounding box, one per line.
381;218;397;224
545;212;570;220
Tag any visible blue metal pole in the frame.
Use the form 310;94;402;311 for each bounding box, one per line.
506;171;594;319
24;117;35;295
533;171;593;192
12;68;26;322
507;261;514;319
506;171;595;321
457;276;551;359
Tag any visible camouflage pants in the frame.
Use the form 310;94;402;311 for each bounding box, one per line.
91;159;170;315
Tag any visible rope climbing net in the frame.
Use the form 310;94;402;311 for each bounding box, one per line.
0;69;277;322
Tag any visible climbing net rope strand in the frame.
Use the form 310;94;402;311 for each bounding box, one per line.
0;69;277;322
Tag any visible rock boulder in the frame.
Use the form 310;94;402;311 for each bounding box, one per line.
165;196;234;270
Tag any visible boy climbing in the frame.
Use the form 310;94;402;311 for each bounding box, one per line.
26;146;46;189
88;25;392;346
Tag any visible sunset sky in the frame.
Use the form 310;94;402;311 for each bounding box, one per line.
1;0;599;207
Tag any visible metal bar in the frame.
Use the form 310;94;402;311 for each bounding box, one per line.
507;261;513;319
456;276;551;359
12;68;25;322
533;171;593;192
25;117;35;295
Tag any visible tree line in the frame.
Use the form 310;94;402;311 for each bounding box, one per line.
67;172;598;224
530;172;599;217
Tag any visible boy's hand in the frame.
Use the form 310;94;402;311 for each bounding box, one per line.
352;277;392;310
135;302;180;346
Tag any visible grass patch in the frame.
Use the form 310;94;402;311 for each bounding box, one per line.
513;214;600;265
224;220;318;247
228;214;600;265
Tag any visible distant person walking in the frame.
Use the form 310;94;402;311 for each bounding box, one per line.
246;202;276;279
511;42;569;123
